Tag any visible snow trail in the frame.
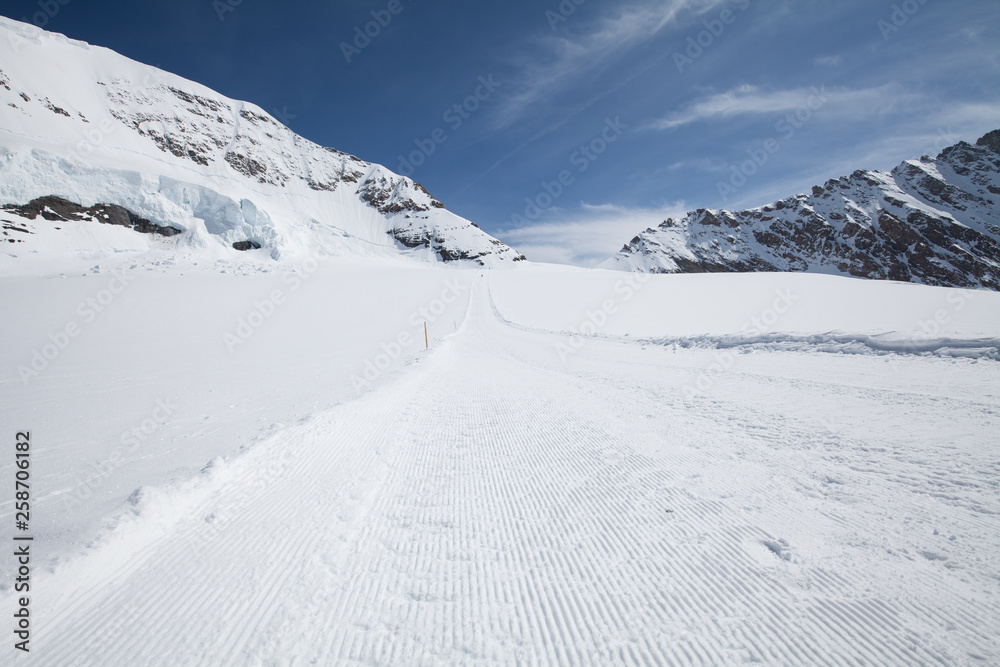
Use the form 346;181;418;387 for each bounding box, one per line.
15;277;1000;665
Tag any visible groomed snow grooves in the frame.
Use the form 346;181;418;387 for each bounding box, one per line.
11;278;999;665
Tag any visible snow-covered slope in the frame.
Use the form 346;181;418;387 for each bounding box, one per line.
0;17;524;274
2;264;999;664
602;130;1000;290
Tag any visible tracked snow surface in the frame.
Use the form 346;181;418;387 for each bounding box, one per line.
602;131;1000;290
1;13;1000;667
1;261;999;665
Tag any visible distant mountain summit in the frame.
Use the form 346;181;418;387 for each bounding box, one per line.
0;17;524;270
602;130;1000;290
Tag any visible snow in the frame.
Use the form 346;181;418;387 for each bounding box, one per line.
602;138;1000;289
0;16;522;269
1;14;999;667
490;267;996;339
2;262;999;664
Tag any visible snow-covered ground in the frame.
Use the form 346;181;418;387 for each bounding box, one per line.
2;261;999;665
0;16;523;268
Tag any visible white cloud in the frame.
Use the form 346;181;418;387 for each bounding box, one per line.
497;202;689;267
672;110;1000;211
925;102;1000;137
494;0;723;127
814;55;842;66
645;83;910;131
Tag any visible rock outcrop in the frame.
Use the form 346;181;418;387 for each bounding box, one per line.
602;130;1000;290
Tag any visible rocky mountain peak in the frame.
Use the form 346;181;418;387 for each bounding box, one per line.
976;129;1000;155
602;130;1000;290
0;17;523;269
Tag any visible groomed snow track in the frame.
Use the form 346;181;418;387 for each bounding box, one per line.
19;277;1000;665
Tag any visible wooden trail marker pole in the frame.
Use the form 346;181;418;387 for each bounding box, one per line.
424;322;429;349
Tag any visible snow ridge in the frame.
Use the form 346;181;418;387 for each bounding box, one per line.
488;285;1000;360
645;331;1000;361
602;130;1000;290
0;17;525;270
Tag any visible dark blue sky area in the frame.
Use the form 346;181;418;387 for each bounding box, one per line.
2;0;998;264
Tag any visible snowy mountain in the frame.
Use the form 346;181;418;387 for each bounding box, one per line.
602;130;1000;290
0;17;524;273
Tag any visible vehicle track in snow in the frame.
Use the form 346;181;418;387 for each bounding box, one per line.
14;277;1000;665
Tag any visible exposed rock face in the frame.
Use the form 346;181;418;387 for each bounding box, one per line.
3;196;183;237
2;220;32;244
0;17;525;267
602;131;1000;290
232;240;261;251
388;224;527;264
90;78;519;263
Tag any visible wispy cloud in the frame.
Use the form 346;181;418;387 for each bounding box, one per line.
494;0;724;127
644;83;911;131
497;202;689;267
676;114;999;211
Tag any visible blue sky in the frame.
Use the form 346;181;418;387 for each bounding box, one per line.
3;0;999;265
